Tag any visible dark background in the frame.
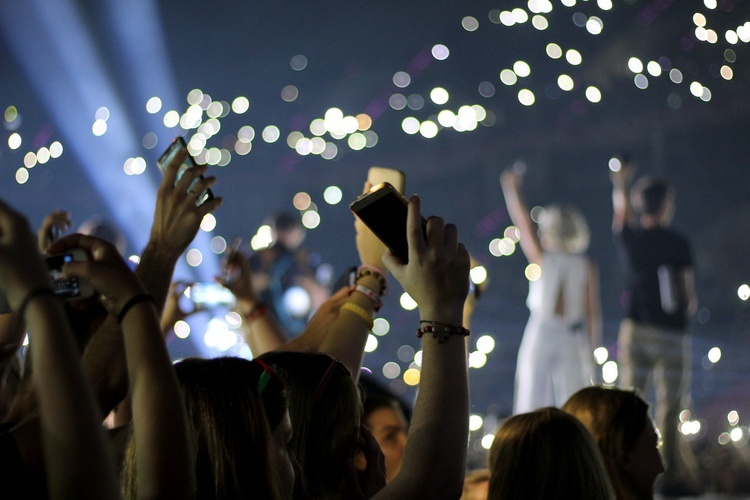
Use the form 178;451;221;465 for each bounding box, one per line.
2;0;750;474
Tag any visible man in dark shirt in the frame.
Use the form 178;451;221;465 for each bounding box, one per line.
248;212;329;337
610;164;698;494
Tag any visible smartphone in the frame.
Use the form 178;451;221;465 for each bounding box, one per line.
350;182;425;263
185;283;236;308
367;166;406;194
157;137;214;206
46;249;95;301
0;249;94;313
221;236;243;284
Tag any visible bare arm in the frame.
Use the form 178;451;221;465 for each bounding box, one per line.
585;260;602;350
610;163;636;233
0;313;23;419
680;266;698;318
500;169;542;264
222;250;289;355
267;182;387;378
375;195;470;500
0;199;120;499
81;147;223;415
313;183;388;377
52;233;195;498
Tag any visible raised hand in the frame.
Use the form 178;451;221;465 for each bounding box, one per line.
149;148;222;258
219;249;259;307
160;281;196;333
0;200;50;311
47;233;146;319
381;195;470;324
37;209;72;252
500;168;523;191
354;182;388;274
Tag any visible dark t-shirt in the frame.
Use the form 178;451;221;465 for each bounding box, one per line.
615;225;693;331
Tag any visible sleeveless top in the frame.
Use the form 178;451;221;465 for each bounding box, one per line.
526;252;589;325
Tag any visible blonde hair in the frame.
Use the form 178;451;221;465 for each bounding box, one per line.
538;204;590;254
488;407;614;499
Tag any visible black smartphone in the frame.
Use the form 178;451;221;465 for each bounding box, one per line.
157;137;214;206
350;182;425;263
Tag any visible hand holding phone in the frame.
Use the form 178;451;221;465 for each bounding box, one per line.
186;282;236;308
46;249;95;301
350;182;426;263
157;137;214;206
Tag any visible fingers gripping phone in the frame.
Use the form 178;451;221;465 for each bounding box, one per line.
157;137;214;206
46;249;95;301
350;182;425;263
0;249;94;314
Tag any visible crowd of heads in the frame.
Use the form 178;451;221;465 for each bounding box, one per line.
0;150;675;500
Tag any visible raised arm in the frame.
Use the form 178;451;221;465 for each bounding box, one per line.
0;199;120;499
81;147;222;415
376;195;470;499
50;233;195;498
585;260;602;351
314;189;388;377
500;169;542;264
272;182;388;378
222;250;288;355
610;161;636;233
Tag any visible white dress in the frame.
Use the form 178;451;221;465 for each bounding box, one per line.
513;252;595;414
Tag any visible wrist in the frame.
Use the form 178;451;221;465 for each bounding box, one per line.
142;241;182;265
236;297;260;316
419;307;463;327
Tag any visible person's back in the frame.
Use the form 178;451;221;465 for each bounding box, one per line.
610;165;698;494
617;224;692;330
527;251;589;324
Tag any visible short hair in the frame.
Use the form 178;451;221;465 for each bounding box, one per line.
632;176;673;216
488;407;614;499
563;386;650;499
261;351;362;499
272;211;302;232
538;204;590;254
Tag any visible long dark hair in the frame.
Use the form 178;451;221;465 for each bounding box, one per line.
261;351;362;499
121;356;288;499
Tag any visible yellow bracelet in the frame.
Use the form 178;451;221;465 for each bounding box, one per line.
341;302;374;329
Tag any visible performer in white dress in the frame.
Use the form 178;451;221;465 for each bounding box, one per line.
500;168;601;414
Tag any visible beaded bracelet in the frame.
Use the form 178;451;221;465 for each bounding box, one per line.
341;302;374;329
117;293;156;323
356;265;387;295
15;288;56;319
349;284;382;311
417;321;470;344
243;303;269;322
